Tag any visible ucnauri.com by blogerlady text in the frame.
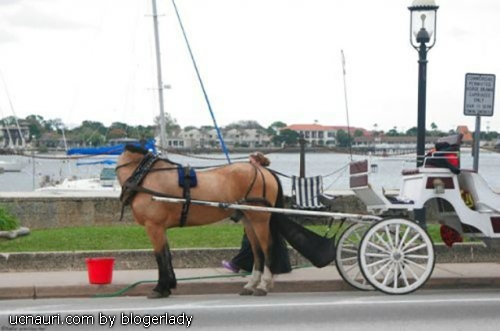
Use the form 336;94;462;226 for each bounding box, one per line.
8;312;193;328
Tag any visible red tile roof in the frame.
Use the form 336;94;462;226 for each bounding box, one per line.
284;124;366;132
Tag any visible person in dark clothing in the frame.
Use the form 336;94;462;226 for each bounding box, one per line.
222;233;253;272
424;141;461;174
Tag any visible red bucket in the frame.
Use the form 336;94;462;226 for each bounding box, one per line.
85;257;115;285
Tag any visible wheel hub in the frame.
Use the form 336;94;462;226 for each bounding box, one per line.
392;250;403;262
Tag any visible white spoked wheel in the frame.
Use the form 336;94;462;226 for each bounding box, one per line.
358;218;435;295
335;222;374;291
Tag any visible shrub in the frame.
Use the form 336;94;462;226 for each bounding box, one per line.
0;207;20;231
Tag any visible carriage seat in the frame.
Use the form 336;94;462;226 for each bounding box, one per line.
458;170;500;213
423;134;463;174
349;160;413;214
291;175;326;210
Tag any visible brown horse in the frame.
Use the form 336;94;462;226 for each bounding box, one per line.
115;145;336;298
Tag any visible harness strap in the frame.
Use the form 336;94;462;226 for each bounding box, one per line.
243;164;259;198
118;183;177;221
237;164;272;208
118;152;158;222
179;166;192;227
119;152;158;205
257;166;267;198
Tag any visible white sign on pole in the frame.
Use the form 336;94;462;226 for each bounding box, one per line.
464;73;495;116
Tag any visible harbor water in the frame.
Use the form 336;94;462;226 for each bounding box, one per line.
0;149;499;194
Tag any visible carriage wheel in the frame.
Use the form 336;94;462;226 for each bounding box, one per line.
335;222;374;291
358;218;435;295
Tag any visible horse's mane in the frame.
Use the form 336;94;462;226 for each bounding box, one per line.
125;144;149;155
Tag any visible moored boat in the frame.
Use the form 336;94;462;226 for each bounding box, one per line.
0;160;26;172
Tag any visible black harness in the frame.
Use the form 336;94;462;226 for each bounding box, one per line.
117;152;160;221
179;166;194;227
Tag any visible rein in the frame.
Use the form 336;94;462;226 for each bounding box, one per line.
115;160;138;172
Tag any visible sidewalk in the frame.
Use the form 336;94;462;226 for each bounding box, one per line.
1;263;499;300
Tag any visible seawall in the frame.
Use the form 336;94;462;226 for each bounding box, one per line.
0;192;134;229
0;191;444;229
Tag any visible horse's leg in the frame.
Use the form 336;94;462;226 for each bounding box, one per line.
145;222;177;299
250;216;274;296
239;222;263;296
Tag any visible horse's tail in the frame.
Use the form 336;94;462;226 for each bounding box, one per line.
270;172;336;268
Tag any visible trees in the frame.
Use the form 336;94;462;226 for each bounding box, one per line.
336;129;352;147
154;113;181;137
406;126;418;136
6;113;500;150
271;129;299;147
266;121;286;137
225;120;264;130
386;127;400;137
24;115;45;139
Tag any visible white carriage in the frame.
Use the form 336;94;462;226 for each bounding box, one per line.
336;134;500;294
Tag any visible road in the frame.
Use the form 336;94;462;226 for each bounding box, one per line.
1;289;500;330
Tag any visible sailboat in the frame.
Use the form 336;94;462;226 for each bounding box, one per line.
0;69;29;172
0;122;28;173
36;138;156;194
0;160;25;173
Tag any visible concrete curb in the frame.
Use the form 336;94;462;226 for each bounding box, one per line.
0;281;369;300
2;274;500;300
1;243;498;272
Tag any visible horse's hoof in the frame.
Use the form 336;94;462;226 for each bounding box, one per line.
239;288;254;296
147;289;171;299
253;288;268;296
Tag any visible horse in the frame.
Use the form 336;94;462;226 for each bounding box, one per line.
115;144;336;298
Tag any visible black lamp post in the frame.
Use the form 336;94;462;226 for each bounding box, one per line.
409;0;439;167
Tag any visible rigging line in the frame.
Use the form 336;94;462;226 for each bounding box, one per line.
170;0;231;164
322;162;350;178
168;150;248;161
340;50;353;160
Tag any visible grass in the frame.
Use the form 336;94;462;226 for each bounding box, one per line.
0;223;453;253
0;206;20;231
0;224;240;252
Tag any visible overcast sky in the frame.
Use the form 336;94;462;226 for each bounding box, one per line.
1;0;500;133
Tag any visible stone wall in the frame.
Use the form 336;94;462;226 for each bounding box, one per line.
1;193;442;230
0;195;135;229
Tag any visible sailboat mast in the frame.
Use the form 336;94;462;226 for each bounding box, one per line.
341;50;353;159
151;0;167;151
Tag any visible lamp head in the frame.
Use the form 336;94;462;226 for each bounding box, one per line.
409;0;439;49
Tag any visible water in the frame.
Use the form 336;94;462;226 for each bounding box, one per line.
0;150;499;194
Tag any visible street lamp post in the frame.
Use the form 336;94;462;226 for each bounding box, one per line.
409;0;439;167
409;0;438;228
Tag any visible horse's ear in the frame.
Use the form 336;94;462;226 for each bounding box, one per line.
125;144;149;155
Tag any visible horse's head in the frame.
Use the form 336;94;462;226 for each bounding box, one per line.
124;144;150;155
115;144;150;185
